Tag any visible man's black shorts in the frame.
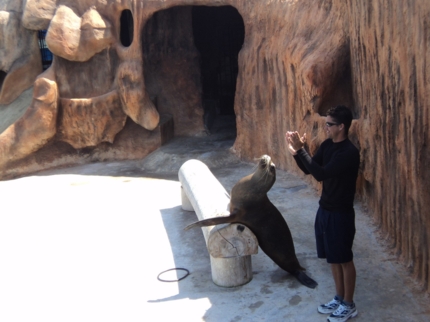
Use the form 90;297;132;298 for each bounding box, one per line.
314;206;355;263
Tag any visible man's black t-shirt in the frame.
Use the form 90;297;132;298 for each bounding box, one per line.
293;138;360;212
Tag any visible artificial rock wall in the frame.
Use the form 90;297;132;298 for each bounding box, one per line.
232;0;430;292
347;0;430;292
0;0;429;292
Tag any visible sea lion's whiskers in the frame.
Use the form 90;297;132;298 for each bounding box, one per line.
258;173;268;184
259;169;272;185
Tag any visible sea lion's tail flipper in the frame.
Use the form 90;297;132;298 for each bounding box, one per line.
293;270;318;289
184;214;236;231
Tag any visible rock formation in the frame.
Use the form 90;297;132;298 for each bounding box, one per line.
0;0;429;292
0;1;42;105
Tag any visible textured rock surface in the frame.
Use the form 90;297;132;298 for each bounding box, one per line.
0;0;428;293
116;60;160;130
0;0;22;12
0;11;25;69
0;68;58;168
46;6;113;62
22;0;57;30
58;91;127;148
0;87;33;134
346;0;430;292
0;9;42;104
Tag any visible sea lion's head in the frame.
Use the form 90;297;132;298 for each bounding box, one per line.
230;155;276;207
253;154;276;192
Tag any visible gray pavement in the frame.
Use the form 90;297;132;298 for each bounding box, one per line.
0;116;428;322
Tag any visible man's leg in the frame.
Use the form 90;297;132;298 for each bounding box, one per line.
341;260;356;303
331;260;356;303
331;263;345;299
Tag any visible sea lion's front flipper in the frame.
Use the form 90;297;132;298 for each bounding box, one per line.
292;270;318;289
184;211;238;231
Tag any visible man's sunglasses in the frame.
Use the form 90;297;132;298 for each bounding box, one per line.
325;122;339;127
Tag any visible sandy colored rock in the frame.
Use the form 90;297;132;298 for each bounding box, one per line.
0;1;22;12
0;69;57;169
46;5;112;62
116;61;160;130
0;87;33;135
58;91;127;148
45;6;81;61
0;11;42;104
0;43;42;105
0;12;28;70
54;49;118;99
79;7;113;59
22;0;57;30
1;117;166;180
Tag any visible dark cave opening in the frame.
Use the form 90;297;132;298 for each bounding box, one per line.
142;5;244;136
192;6;245;123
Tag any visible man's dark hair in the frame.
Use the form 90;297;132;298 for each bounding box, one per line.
327;105;353;134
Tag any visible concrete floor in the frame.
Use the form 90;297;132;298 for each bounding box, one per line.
0;116;429;322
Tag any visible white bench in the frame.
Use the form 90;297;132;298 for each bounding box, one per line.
178;159;258;287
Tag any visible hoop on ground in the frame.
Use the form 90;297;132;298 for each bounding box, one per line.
157;268;190;282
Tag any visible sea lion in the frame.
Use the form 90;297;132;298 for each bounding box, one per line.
185;155;317;289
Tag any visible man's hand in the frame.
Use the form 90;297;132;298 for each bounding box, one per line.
285;131;298;155
285;131;306;155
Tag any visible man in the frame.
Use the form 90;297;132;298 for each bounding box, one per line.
286;105;360;322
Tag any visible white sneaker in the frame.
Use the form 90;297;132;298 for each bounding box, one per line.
318;297;341;314
327;302;358;322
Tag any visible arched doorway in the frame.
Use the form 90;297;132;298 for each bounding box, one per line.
142;5;245;136
192;6;245;128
